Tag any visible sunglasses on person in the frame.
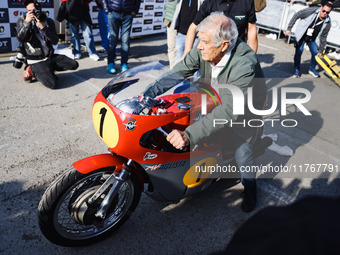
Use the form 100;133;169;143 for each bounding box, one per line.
322;10;331;14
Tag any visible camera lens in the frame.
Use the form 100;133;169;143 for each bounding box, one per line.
33;9;46;22
13;53;25;69
33;9;39;18
13;60;23;69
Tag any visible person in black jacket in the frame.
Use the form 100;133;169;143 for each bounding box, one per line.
102;0;141;74
182;0;258;60
17;0;79;89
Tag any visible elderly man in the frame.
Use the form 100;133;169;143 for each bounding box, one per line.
143;12;267;212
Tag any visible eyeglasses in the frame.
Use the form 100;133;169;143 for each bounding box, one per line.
322;10;330;14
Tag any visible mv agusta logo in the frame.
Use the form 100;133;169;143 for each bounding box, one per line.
145;161;186;171
123;118;139;131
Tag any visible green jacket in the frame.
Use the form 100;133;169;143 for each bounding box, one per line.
144;38;267;144
163;0;177;27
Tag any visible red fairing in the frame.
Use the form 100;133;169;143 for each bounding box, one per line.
72;154;125;174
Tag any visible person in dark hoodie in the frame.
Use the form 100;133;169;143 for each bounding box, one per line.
16;0;79;89
102;0;141;74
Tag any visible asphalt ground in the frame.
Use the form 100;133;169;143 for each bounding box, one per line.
0;33;340;254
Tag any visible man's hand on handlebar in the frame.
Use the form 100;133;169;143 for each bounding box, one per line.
166;130;190;150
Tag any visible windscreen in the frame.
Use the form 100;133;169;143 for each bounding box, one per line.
102;61;186;106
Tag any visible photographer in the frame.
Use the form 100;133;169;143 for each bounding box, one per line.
16;0;79;89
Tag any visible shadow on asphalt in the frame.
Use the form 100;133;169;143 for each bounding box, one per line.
2;170;340;254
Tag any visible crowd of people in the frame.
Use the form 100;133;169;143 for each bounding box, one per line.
16;0;337;213
17;0;338;87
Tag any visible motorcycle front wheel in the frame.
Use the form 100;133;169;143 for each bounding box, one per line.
38;167;141;246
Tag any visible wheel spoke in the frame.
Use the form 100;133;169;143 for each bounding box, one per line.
52;170;135;240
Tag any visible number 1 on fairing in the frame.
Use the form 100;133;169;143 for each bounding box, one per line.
99;107;107;138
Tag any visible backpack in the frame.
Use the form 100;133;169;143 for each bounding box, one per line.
254;0;266;12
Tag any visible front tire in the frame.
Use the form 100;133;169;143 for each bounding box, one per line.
38;167;141;246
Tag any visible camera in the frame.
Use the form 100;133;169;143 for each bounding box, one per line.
13;46;27;69
33;9;46;22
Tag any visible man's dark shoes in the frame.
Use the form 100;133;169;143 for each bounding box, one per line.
293;69;301;78
241;185;257;212
309;69;320;78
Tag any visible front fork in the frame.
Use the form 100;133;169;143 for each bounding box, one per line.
88;159;133;219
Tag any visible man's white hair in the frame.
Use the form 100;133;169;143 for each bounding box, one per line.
197;12;238;52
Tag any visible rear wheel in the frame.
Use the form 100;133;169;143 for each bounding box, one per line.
38;167;141;246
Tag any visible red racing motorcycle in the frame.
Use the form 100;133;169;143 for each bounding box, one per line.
38;62;271;246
